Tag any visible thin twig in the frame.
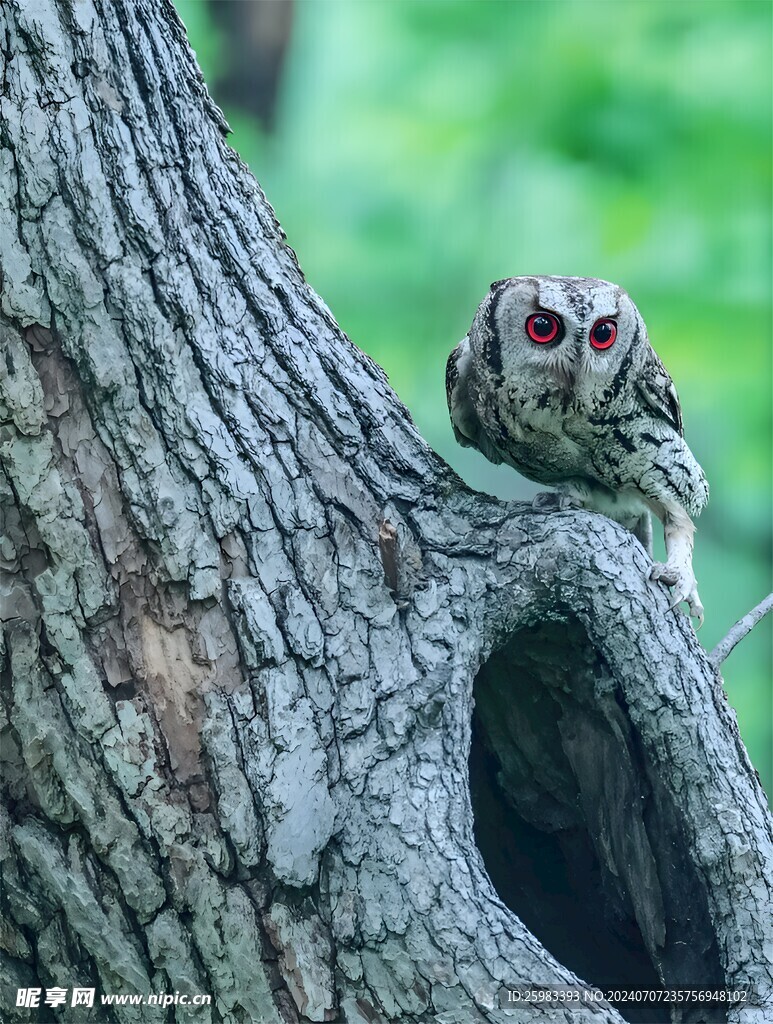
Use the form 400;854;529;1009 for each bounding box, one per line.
709;592;773;668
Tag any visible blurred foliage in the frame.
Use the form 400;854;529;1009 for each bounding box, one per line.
175;0;772;796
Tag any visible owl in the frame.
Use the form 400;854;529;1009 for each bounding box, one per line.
446;276;709;624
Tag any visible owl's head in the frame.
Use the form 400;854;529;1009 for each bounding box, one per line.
470;276;646;392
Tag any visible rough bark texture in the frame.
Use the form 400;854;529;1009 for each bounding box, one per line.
0;3;771;1024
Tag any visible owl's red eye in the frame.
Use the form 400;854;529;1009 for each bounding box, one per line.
590;319;617;349
526;313;560;344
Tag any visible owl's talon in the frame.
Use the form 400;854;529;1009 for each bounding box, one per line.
650;562;679;587
687;604;704;629
653;562;704;625
669;593;704;627
532;491;576;512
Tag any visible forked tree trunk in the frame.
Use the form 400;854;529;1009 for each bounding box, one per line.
0;3;771;1024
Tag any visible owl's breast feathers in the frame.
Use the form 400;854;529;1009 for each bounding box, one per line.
447;338;587;484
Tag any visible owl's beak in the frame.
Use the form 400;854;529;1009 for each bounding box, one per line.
548;344;577;392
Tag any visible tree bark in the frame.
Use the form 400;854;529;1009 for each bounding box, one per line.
0;3;771;1024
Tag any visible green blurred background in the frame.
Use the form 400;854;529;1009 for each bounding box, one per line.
174;0;772;798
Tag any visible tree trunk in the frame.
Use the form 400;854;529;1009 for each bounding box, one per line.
0;3;771;1023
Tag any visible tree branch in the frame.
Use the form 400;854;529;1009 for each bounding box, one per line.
710;593;773;668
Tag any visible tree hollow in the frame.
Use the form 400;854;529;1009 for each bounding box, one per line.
470;620;727;1024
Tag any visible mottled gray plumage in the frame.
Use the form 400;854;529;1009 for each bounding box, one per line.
447;276;708;622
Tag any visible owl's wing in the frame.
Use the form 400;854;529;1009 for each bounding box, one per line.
446;336;504;465
636;348;684;437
